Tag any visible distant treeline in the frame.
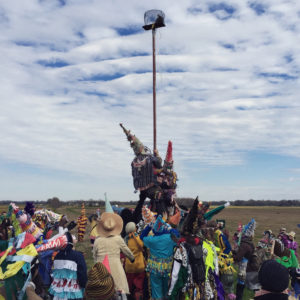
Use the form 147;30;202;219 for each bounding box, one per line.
1;197;300;209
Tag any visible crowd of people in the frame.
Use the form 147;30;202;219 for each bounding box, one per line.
0;198;299;300
0;127;299;299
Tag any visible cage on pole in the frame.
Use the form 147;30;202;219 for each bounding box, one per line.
143;9;165;30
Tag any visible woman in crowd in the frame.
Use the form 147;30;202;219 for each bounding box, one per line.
124;222;146;300
93;204;134;300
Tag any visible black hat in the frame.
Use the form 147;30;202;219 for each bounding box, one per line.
258;260;289;293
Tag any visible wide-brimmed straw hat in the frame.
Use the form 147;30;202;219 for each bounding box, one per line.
288;231;296;239
97;212;123;237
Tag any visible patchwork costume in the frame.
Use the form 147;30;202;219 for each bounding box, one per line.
140;216;177;299
49;233;87;300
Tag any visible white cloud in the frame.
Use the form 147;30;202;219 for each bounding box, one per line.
1;0;300;201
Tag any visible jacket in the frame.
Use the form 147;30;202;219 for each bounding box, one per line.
233;236;257;272
125;233;145;273
93;235;134;294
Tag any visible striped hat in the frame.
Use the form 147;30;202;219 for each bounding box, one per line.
85;262;115;300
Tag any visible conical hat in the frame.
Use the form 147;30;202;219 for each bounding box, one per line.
163;141;173;172
85;262;115;300
102;254;111;273
104;193;113;213
142;206;156;225
120;124;147;155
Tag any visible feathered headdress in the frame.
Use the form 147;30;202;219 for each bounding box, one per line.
242;218;256;237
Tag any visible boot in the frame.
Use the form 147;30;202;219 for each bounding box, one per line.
235;283;245;300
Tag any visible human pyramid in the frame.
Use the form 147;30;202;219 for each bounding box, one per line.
0;125;299;300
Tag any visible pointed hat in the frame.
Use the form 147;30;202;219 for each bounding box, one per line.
120;123;147;155
102;254;111;273
142;205;156;225
163;141;173;172
165;140;173;163
104;193;113;213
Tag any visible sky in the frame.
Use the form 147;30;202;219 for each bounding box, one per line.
1;0;300;202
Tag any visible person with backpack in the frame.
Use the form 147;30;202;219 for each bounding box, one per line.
233;219;260;300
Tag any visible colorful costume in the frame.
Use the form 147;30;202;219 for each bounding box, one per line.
124;222;146;300
49;233;87;300
233;219;260;300
140;215;177;299
88;214;99;244
121;124;180;216
77;203;88;242
0;232;39;300
214;228;236;299
11;203;42;240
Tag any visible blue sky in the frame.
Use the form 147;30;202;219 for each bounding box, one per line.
1;0;300;202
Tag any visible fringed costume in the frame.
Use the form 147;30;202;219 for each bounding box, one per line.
120;124;179;217
77;203;88;242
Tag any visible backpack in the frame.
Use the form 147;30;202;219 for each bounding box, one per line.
187;243;206;284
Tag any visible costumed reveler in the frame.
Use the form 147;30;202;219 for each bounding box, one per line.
213;220;236;300
233;218;260;300
140;214;178;300
168;197;224;300
77;203;88;242
120;123;178;216
0;231;45;300
10;202;42;240
158;140;178;216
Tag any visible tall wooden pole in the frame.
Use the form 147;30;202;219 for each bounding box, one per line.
152;28;157;152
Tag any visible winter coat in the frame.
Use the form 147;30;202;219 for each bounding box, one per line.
93;235;134;294
125;233;145;273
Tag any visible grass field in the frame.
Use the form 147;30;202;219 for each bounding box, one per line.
2;204;300;300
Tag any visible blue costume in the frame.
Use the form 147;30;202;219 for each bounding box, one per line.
141;216;177;299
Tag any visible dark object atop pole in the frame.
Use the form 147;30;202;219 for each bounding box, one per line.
143;10;165;152
143;10;165;30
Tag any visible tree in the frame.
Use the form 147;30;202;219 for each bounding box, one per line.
47;197;61;209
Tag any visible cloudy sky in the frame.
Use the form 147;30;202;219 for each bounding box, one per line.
1;0;300;202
